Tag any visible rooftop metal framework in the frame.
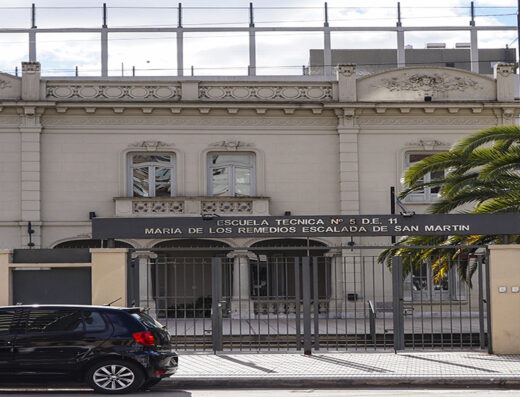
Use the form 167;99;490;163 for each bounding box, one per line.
2;2;518;77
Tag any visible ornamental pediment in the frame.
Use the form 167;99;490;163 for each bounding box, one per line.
357;67;496;102
0;72;21;100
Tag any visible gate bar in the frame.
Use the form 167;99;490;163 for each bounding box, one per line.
313;257;320;350
485;249;493;353
392;256;405;351
211;257;223;353
295;257;302;350
477;255;485;349
302;256;312;355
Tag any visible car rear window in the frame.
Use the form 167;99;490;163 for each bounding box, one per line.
25;309;84;333
131;312;164;331
0;310;20;335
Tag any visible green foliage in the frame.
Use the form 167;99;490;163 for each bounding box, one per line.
380;125;520;282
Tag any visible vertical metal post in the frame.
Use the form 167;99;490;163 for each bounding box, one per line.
177;3;184;76
132;66;135;76
75;66;78;77
211;258;223;353
323;3;332;76
31;3;37;28
295;257;302;350
248;3;256;76
396;3;404;68
390;187;396;244
324;2;329;27
392;256;404;351
477;255;485;349
313;257;320;351
29;4;37;62
470;3;479;74
484;249;493;354
302;257;312;355
101;4;108;77
517;0;520;66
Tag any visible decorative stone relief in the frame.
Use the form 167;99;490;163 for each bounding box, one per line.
199;85;333;101
202;200;252;214
379;73;482;94
22;62;41;72
128;140;173;151
46;84;181;101
337;64;356;77
0;79;11;90
495;63;516;77
405;139;449;151
133;200;184;215
209;140;253;151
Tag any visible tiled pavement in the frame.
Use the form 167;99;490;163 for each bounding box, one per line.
165;352;520;387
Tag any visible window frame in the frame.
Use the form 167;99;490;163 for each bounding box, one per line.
404;152;444;203
207;152;256;197
127;152;176;198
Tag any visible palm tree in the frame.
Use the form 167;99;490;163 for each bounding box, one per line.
379;125;520;283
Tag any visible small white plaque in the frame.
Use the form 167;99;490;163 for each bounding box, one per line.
512;286;520;293
498;286;507;293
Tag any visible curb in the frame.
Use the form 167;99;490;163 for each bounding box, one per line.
162;377;520;389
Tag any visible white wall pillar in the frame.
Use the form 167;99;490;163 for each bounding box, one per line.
470;27;479;74
131;251;158;313
228;249;256;318
396;28;405;68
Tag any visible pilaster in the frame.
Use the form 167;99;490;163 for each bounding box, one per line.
494;63;516;103
336;108;360;216
18;104;43;248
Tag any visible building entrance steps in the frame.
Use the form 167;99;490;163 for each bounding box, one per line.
165;352;520;388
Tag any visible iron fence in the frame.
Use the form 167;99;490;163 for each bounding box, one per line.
128;247;489;353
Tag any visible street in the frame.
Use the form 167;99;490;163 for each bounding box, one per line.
1;388;520;396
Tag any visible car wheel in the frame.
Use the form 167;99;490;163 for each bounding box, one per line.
86;359;144;394
140;377;162;390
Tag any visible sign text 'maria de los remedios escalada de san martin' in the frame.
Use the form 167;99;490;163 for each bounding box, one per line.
92;213;520;239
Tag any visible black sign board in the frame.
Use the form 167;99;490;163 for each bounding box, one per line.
92;213;520;239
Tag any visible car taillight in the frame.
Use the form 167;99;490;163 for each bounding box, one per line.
133;331;155;346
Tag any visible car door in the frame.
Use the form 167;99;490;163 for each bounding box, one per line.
13;308;87;374
0;308;23;373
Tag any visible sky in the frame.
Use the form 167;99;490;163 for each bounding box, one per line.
0;0;517;76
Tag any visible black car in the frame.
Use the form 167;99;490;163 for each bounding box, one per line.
0;305;178;394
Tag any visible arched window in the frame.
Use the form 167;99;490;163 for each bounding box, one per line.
207;152;255;197
128;153;175;197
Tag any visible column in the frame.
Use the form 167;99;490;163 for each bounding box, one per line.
228;250;255;319
131;251;158;314
325;249;345;316
396;28;405;68
470;27;479;74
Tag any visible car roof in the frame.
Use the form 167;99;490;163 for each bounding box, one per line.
0;304;142;313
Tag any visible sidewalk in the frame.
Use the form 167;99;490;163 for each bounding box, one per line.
166;351;520;388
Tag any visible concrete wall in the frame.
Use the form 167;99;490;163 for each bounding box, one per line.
488;245;520;354
0;248;128;306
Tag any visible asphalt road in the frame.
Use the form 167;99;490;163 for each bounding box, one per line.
1;388;520;396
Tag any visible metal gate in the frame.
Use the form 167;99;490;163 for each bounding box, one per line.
128;246;490;353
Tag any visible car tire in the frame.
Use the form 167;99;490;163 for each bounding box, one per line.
85;359;145;394
140;377;162;390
